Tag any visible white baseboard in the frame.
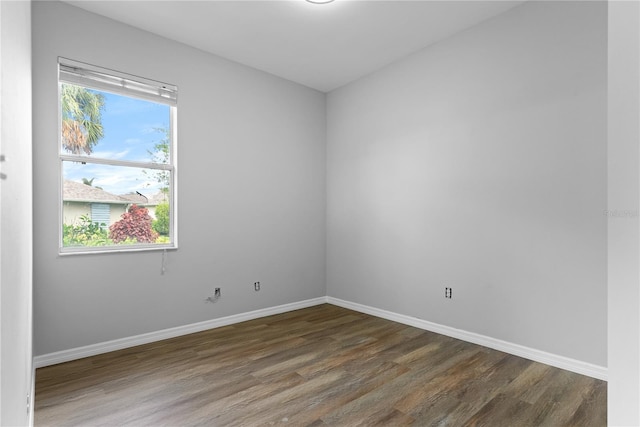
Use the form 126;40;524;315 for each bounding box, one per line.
34;297;328;368
327;297;607;381
35;295;607;381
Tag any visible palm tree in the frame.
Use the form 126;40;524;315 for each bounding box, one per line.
61;84;105;155
81;177;103;190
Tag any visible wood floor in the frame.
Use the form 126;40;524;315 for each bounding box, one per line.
35;304;606;426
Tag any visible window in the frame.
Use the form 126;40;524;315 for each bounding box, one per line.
59;58;177;253
90;203;110;230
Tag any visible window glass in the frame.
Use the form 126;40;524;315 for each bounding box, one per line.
59;60;176;253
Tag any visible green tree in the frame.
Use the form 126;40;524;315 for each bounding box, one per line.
61;84;105;155
63;215;111;247
81;177;103;190
144;127;170;194
152;202;170;236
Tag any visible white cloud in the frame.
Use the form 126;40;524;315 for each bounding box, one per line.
63;162;165;196
91;149;131;160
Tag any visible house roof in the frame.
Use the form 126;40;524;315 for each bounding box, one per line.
119;192;150;204
119;191;168;205
149;192;169;204
63;180;129;204
63;180;166;206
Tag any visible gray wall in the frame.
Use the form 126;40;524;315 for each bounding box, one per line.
33;1;327;356
1;0;33;424
608;1;640;424
33;0;610;374
326;1;607;366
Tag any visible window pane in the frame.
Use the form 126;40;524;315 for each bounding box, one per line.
59;61;176;254
62;162;171;248
60;83;171;164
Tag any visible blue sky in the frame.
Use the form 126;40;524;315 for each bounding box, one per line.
63;88;171;196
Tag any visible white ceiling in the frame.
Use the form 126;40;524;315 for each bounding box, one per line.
64;0;524;92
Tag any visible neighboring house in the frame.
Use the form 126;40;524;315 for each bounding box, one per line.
119;191;169;220
63;180;165;228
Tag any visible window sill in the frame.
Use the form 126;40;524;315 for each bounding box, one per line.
59;243;178;256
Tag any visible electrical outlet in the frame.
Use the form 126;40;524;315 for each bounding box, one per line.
254;281;260;291
445;287;452;299
205;288;221;303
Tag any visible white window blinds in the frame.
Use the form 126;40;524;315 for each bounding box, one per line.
58;58;177;106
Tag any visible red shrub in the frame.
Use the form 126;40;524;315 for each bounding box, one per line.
109;204;158;243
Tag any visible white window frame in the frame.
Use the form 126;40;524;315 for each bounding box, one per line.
58;58;178;255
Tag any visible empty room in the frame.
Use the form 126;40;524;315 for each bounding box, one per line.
1;0;640;425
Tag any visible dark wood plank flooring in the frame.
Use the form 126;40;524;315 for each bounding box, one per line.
35;304;606;426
